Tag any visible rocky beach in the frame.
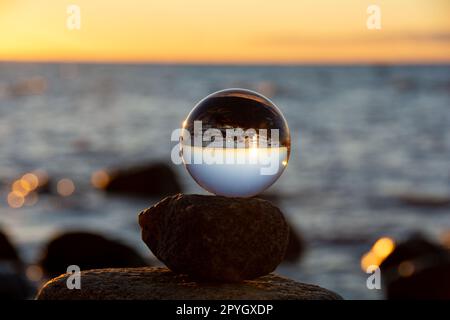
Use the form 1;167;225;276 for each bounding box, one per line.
37;194;341;300
1;64;449;300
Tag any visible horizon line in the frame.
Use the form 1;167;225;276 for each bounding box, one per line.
1;59;450;67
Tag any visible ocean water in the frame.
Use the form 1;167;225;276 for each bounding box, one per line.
0;63;449;299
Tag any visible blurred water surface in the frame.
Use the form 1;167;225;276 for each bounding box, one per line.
0;63;449;299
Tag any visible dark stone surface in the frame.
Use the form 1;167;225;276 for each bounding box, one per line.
139;194;289;282
380;234;450;299
284;224;305;263
0;229;32;299
104;162;182;197
38;231;148;278
36;267;342;300
0;229;21;263
394;193;450;208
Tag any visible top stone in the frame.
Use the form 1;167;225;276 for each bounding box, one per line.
139;194;289;282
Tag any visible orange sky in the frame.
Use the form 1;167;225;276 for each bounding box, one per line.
0;0;449;63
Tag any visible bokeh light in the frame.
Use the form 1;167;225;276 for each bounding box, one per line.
360;237;396;271
56;178;75;197
22;173;39;190
12;180;30;196
26;265;44;282
372;237;395;259
91;170;110;189
7;191;25;208
398;261;415;277
6;171;47;208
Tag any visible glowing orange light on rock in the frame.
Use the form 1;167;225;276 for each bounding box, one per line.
360;237;396;271
361;251;381;271
372;237;395;260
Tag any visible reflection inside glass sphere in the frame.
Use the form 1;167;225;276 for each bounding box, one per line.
180;88;290;197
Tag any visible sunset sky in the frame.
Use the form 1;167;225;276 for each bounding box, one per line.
0;0;449;63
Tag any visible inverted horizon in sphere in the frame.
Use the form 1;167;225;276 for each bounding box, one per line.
183;146;288;197
181;88;290;197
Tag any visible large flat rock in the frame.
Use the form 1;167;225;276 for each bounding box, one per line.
36;267;342;300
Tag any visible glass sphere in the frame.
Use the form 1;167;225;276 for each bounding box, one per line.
180;88;290;197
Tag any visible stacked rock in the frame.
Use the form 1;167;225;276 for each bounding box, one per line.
37;193;341;300
138;194;289;282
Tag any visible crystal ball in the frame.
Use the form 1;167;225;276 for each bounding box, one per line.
180;88;290;197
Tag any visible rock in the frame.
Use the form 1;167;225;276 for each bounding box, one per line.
0;272;32;300
380;234;450;299
283;225;305;263
36;267;342;300
0;229;22;266
38;231;148;278
8;77;47;97
390;76;418;92
441;230;450;249
251;195;305;263
139;194;289;282
104;162;182;197
252;192;281;204
394;193;450;208
0;229;32;299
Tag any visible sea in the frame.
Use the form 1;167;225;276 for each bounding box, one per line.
0;63;449;299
